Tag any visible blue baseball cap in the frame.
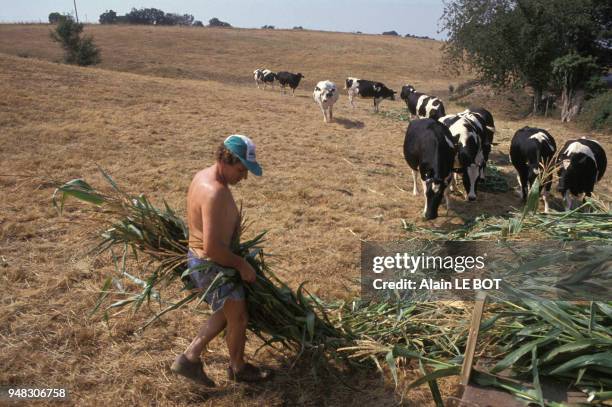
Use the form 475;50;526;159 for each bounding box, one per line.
223;135;263;176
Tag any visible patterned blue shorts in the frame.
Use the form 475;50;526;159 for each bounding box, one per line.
187;251;246;312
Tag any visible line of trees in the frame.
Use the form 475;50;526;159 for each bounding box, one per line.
440;0;611;121
99;8;195;26
98;9;231;28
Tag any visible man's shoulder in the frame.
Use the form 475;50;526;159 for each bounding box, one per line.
192;177;231;204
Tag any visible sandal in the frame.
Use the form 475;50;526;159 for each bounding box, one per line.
171;354;215;387
228;362;273;383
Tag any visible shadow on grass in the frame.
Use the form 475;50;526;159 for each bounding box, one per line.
243;354;401;406
334;117;365;129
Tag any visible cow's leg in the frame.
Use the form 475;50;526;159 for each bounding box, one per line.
292;88;295;96
564;190;570;211
450;172;459;193
412;170;419;195
319;105;327;123
517;171;529;201
329;106;333;122
516;174;524;197
542;189;550;213
422;181;428;216
467;165;479;201
445;186;452;212
373;98;379;113
542;174;553;213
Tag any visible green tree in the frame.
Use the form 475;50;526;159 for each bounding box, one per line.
208;17;232;27
50;18;101;66
48;12;62;24
440;0;608;116
99;10;117;24
49;12;72;24
552;53;601;121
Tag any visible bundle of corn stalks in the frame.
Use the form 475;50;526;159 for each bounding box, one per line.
53;172;611;405
52;171;346;354
347;294;612;406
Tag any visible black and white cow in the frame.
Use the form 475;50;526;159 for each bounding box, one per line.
557;138;607;210
276;71;304;95
459;107;495;179
253;68;264;88
400;85;446;120
510;127;557;213
345;78;396;112
403;118;456;220
438;111;487;201
256;69;276;89
313;80;339;123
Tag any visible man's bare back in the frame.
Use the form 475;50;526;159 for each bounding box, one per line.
187;165;239;259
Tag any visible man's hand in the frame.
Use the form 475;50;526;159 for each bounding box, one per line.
237;259;257;283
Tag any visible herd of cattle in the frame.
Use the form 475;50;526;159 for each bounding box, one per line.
253;68;608;220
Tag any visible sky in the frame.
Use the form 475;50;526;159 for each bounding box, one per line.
0;0;447;39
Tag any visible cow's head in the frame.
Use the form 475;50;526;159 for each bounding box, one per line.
519;163;542;198
378;85;396;101
423;176;450;220
400;85;415;102
557;154;597;210
320;86;336;102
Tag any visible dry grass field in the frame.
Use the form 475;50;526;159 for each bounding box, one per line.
0;25;610;406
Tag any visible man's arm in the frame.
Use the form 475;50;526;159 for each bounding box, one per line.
200;187;256;283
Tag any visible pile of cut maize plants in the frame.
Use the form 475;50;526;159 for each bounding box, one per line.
53;171;611;406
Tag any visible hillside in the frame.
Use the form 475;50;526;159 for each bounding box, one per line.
1;24;610;406
0;24;463;92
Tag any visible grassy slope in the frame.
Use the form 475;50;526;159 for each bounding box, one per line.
0;24;610;406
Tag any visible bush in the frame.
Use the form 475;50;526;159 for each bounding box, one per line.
49;12;72;24
405;33;434;40
126;8;165;25
50;18;101;66
164;13;195;26
193;20;204;27
99;10;117;24
208;17;231;27
261;25;275;29
293;26;303;30
579;91;612;131
382;30;399;36
48;12;62;24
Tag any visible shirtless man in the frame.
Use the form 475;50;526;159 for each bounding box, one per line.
171;135;269;385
